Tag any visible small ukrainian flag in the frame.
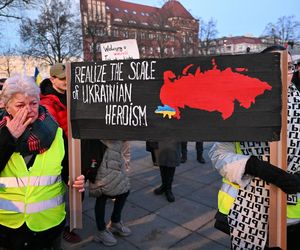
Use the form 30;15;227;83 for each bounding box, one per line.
34;67;42;85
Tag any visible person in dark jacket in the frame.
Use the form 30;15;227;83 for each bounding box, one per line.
153;141;181;202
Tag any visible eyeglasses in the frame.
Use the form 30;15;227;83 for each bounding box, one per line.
288;64;296;74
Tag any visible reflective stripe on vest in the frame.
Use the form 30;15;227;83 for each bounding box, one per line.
0;194;64;214
220;181;239;199
218;142;242;215
0;175;62;188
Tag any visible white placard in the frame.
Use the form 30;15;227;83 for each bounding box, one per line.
101;39;140;61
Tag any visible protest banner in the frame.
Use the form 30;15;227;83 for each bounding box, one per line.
70;53;282;142
68;52;288;249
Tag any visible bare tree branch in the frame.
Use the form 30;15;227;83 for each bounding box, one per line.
263;15;300;44
198;17;218;55
0;0;37;20
19;0;82;64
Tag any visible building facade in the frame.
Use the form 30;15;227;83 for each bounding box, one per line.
80;0;199;61
199;36;266;55
0;55;50;79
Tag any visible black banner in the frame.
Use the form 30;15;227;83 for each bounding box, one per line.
70;53;282;141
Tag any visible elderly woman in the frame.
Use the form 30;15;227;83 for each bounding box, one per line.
0;74;85;250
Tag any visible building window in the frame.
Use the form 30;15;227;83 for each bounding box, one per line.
97;27;106;36
133;11;137;14
89;43;101;53
149;33;156;40
141;46;146;54
114;18;122;22
124;9;128;13
157;47;161;53
115;7;119;11
141;22;149;26
140;32;145;39
112;29;119;37
129;31;137;39
129;20;136;24
149;47;153;54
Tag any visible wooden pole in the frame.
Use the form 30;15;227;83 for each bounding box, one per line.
269;51;288;249
66;63;83;230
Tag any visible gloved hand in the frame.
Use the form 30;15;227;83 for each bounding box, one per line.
245;156;300;194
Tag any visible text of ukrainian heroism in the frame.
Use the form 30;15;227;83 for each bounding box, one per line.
73;61;157;127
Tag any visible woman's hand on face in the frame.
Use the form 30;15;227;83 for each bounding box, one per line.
69;175;85;193
5;108;32;138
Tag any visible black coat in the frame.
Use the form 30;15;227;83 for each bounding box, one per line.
155;141;181;168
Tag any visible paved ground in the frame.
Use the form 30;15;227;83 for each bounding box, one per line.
62;141;231;250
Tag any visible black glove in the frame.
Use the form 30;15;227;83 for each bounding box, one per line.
245;156;300;194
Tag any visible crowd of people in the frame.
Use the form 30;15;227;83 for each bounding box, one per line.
0;44;299;250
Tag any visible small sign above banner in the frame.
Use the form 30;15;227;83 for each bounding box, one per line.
70;53;282;141
100;39;140;61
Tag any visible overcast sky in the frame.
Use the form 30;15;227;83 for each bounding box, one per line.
1;0;299;52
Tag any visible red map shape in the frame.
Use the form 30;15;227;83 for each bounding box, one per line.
160;60;272;120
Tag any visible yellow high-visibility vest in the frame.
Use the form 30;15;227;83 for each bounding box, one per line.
0;128;66;231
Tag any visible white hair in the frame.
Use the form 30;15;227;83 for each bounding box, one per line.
0;74;40;106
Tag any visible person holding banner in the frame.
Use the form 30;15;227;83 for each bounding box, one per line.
209;45;300;250
0;74;85;250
